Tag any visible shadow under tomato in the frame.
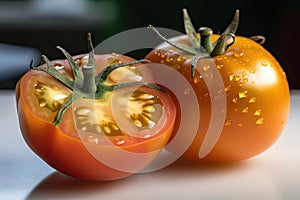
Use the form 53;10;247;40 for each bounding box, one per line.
150;156;259;178
25;171;133;200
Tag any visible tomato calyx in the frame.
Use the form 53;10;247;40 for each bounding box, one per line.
148;9;265;77
30;33;165;126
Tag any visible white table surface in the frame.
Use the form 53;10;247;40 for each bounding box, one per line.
0;89;299;200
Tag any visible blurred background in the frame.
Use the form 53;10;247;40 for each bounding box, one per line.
0;0;299;89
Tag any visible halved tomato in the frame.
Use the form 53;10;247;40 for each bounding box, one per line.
16;37;176;181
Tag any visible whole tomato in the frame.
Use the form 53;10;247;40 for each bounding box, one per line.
16;34;176;180
146;9;290;162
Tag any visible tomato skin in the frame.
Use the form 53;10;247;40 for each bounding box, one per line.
16;54;176;180
146;34;290;162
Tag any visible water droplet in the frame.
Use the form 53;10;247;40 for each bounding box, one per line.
238;122;243;127
216;57;223;61
235;76;241;82
169;49;174;53
250;69;256;73
161;52;166;58
238;82;244;87
225;85;231;92
242;107;249;113
112;53;120;57
184;88;191;95
243;78;248;83
255;117;264;125
242;71;247;77
217;64;224;69
234;52;244;58
177;56;184;62
251;81;255;84
238;91;248;99
261;61;268;66
280;121;284;125
232;98;238;103
234;108;238;112
228;73;235;81
225;119;232;126
203;65;210;71
194;77;201;84
254;109;262;116
166;57;173;62
249;97;256;103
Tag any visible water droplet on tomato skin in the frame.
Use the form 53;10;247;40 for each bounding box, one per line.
228;73;235;81
242;107;249;113
254;109;262;116
184;88;191;95
255;117;264;125
235;76;241;82
166;57;173;62
112;52;121;57
238;122;243;127
225;85;231;92
194;77;201;84
261;61;268;66
225;119;232;126
249;97;256;103
233;52;244;58
250;69;256;74
238;91;248;99
232;98;238;103
203;65;210;71
217;64;224;69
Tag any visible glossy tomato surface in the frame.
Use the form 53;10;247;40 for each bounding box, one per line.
146;34;290;162
16;53;176;180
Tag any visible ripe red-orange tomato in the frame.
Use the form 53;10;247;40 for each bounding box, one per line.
146;10;290;162
16;41;176;180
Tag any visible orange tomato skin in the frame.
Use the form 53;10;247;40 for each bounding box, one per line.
16;54;176;180
146;35;290;162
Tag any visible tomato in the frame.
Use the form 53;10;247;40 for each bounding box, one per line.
16;35;176;180
146;9;290;162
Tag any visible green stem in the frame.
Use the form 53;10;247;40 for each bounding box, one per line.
210;34;235;57
81;33;96;96
56;46;81;79
222;9;239;34
198;27;213;54
34;55;74;90
82;65;96;95
53;95;73;126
